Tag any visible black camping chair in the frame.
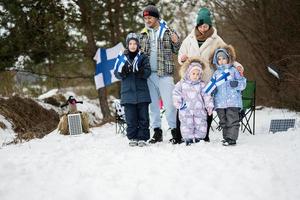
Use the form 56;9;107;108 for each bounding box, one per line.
113;99;126;135
240;80;256;135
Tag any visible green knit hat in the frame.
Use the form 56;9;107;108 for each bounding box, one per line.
196;7;212;26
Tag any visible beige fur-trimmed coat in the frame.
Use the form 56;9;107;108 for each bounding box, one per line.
178;27;243;83
178;27;226;83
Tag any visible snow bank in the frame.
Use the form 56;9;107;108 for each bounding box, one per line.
0;114;15;145
0;108;299;200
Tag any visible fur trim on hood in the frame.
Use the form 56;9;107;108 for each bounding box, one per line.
209;44;236;68
179;57;206;79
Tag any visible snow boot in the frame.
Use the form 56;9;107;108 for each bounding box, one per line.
194;138;201;143
138;140;147;147
149;128;163;144
169;128;183;144
203;136;210;142
129;139;138;147
222;139;236;146
185;138;193;146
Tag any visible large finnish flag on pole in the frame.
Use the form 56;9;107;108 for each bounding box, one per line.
93;43;125;89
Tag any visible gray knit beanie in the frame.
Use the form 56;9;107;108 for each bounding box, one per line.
126;32;139;47
216;51;229;60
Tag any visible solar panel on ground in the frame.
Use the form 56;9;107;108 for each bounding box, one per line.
68;113;82;135
269;119;295;133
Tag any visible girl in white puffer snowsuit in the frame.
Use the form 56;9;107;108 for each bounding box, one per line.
173;58;214;145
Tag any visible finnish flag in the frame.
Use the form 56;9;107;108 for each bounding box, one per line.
203;69;232;94
93;43;125;89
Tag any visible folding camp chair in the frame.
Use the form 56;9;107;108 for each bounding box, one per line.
240;80;256;135
113;99;126;135
211;80;256;135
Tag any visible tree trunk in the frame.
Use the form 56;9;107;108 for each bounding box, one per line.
77;0;113;122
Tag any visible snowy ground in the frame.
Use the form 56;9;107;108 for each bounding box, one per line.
0;108;300;200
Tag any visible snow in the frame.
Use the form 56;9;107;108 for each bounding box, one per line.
37;89;59;100
37;89;103;124
0;108;300;200
0;115;15;144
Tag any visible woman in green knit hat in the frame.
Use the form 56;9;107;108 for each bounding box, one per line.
177;7;244;142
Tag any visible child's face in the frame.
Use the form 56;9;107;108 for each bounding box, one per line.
217;56;229;65
189;69;201;81
128;40;138;52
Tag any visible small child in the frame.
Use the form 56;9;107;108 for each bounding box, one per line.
204;45;246;146
173;58;214;145
114;32;151;147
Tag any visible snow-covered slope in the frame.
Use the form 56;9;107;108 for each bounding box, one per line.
0;108;299;200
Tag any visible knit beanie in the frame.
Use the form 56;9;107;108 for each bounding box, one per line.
196;7;212;26
126;32;139;47
216;51;229;60
217;51;229;60
143;5;160;18
188;62;202;75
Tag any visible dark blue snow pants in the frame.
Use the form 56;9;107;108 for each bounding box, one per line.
124;102;150;141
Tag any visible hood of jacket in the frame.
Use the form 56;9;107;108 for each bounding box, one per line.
209;44;236;69
179;57;207;81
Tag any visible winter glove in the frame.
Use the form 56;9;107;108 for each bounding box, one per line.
121;65;132;75
230;80;239;88
135;67;144;77
179;101;187;110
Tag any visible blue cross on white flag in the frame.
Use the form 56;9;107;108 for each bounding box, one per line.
93;42;125;89
158;19;169;39
203;69;232;94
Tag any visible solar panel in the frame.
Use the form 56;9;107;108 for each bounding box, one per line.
68;113;82;135
269;119;296;133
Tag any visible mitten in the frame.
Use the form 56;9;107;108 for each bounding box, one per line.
211;87;218;95
230;80;239;88
207;107;213;116
236;66;244;76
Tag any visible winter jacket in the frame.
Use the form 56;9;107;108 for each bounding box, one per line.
173;58;214;117
114;51;151;105
209;45;247;109
178;27;225;83
140;26;181;77
178;27;243;83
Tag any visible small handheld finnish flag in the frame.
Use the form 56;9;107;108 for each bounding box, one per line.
94;43;125;89
158;20;169;39
203;69;232;94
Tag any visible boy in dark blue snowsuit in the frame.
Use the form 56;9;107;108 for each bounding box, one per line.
114;33;151;147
